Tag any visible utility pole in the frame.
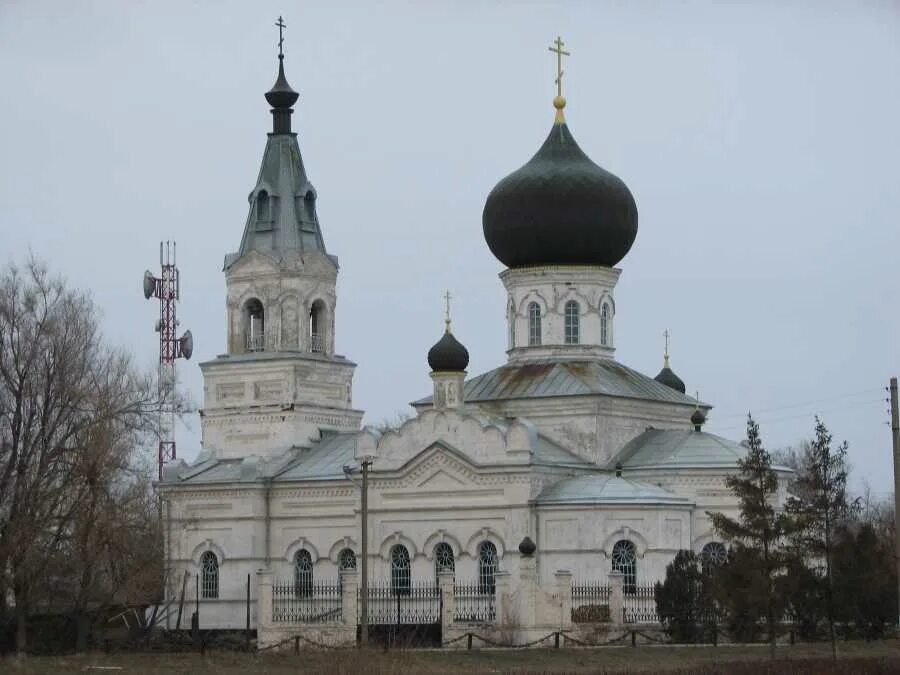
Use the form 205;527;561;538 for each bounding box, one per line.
890;377;900;626
360;458;371;648
345;457;373;647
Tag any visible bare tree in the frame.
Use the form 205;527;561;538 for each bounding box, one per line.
0;257;161;652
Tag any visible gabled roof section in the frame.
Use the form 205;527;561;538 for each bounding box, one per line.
226;132;332;269
536;474;690;505
274;433;356;481
413;359;707;407
609;428;749;470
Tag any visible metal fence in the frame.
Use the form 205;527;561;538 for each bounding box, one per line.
571;582;611;623
623;584;660;624
272;580;342;623
453;583;495;622
363;582;441;626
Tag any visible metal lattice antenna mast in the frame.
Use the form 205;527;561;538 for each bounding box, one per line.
143;242;193;481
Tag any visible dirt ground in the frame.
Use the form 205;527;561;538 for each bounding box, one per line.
1;640;899;674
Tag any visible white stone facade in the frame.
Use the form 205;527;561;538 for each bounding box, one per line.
503;265;619;362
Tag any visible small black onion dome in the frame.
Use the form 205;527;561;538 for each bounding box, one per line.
265;56;299;109
427;329;469;372
655;357;686;394
518;536;536;557
691;408;707;430
482;119;638;268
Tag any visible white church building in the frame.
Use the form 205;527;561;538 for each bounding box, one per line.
158;41;788;632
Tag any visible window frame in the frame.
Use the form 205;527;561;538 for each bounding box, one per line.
528;302;542;346
611;539;637;595
200;551;219;600
478;541;499;595
564;300;580;345
600;303;610;346
433;542;455;582
294;549;313;597
390;544;411;596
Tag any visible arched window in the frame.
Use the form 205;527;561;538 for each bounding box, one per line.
294;549;313;597
600;303;610;346
478;541;499;595
528;302;541;346
257;190;270;222
200;551;219;599
390;544;410;596
700;542;727;572
611;540;637;594
245;298;265;352
309;300;326;353
508;304;516;349
338;548;357;571
433;542;455;582
564;300;580;344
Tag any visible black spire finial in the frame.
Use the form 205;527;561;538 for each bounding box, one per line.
265;16;299;134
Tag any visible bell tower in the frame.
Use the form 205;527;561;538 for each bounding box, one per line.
199;23;363;460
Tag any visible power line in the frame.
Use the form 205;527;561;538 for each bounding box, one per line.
711;388;882;422
708;397;885;434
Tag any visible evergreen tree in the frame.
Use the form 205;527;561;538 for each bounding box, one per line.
654;550;704;642
832;523;898;638
708;414;790;658
784;417;856;658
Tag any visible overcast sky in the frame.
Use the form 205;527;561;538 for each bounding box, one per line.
2;1;898;497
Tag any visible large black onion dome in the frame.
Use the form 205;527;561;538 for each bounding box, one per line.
428;329;469;372
265;56;299;109
482;118;638;268
655;357;686;394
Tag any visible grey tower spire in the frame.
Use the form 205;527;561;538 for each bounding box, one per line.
225;26;333;270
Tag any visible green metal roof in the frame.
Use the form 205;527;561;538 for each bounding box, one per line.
225;128;334;270
536;474;690;505
610;428;748;470
414;359;708;407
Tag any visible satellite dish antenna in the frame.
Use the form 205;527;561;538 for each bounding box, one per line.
179;330;193;360
154;319;162;333
143;271;155;299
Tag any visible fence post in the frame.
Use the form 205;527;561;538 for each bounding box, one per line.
554;631;560;648
607;571;625;627
631;630;636;647
712;624;718;647
340;568;360;630
438;569;455;636
256;569;274;650
554;570;573;630
467;632;472;650
294;636;299;654
494;570;511;628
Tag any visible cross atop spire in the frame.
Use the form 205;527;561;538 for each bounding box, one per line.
548;36;570;122
443;290;453;331
663;329;671;367
276;16;286;58
548;36;570;98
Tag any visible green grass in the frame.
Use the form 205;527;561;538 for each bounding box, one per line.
1;640;898;674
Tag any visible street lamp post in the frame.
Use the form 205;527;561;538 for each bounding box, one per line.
344;456;373;648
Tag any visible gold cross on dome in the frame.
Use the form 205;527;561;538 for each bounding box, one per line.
443;290;453;329
276;16;286;57
548;36;570;98
663;329;671;358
